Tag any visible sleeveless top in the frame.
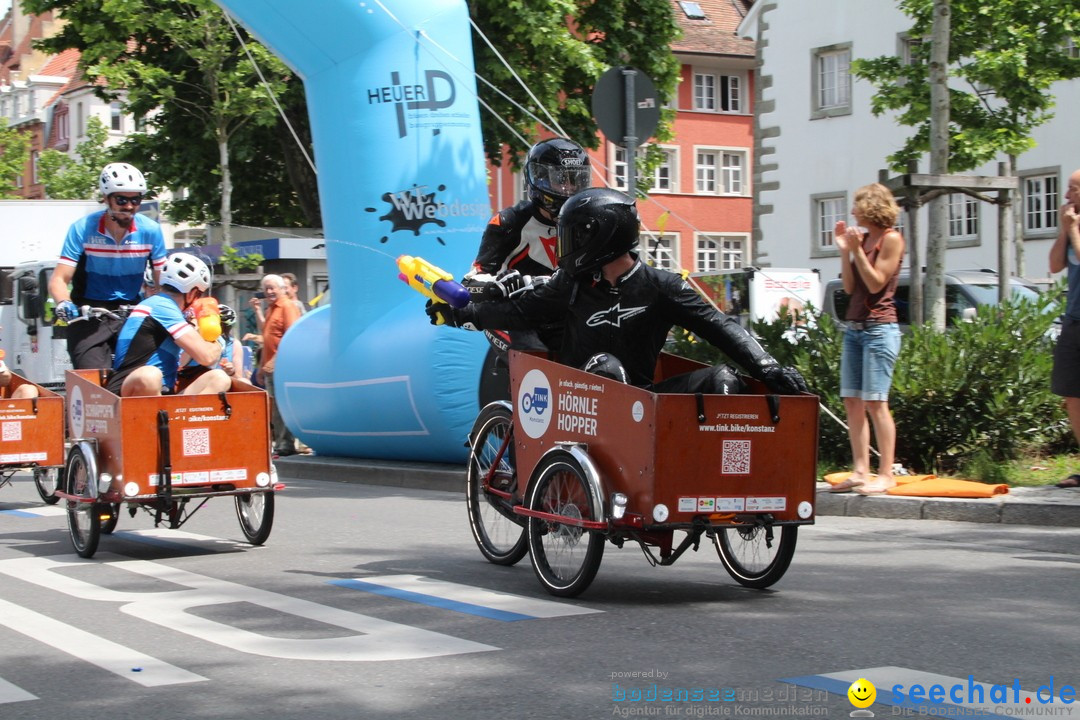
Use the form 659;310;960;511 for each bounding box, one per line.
845;231;902;323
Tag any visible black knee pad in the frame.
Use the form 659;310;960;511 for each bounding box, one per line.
581;353;630;384
708;364;747;395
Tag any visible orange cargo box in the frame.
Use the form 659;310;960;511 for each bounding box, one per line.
66;369;272;499
509;351;818;524
0;374;64;469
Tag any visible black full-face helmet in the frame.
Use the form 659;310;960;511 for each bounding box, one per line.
524;138;591;216
556;188;640;277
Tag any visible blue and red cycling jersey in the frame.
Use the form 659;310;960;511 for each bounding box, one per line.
58;210;167;305
108;294;195;393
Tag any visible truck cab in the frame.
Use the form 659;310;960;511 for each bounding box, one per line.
1;260;70;392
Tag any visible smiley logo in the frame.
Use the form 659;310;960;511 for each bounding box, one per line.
848;678;876;708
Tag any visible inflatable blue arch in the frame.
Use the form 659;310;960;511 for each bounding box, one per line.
217;0;491;461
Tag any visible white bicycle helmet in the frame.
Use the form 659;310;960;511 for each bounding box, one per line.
160;253;211;293
99;162;147;196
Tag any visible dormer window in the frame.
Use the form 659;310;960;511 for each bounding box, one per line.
679;1;706;20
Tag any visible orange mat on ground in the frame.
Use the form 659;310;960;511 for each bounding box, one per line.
885;478;1009;498
823;471;932;487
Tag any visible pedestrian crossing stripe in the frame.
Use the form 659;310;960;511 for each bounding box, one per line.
331;574;602;621
0;506;66;518
783;666;1079;719
0;597;207;689
0;676;36;705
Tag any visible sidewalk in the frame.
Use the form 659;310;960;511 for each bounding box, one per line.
273;455;1080;528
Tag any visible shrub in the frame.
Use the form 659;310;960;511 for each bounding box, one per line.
667;292;1069;476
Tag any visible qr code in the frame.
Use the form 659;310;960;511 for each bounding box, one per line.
2;421;21;442
721;439;751;474
182;428;211;456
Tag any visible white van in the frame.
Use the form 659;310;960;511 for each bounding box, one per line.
0;260;71;391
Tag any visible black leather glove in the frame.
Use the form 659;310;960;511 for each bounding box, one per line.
426;300;459;327
760;364;809;395
425;300;477;329
492;269;526;298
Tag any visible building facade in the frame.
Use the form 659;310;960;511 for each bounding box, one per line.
740;1;1080;283
487;0;757;277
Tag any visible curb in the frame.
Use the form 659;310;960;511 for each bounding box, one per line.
273;456;1080;527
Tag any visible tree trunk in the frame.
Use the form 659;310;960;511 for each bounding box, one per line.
997;161;1013;303
925;0;951;331
1010;154;1025;277
218;131;232;250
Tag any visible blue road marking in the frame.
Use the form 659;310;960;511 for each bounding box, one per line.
329;579;536;622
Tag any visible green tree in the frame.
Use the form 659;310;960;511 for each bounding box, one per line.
25;0;292;247
469;0;681;189
852;0;1080;329
37;115;111;199
0;118;31;199
853;0;1080;172
26;0;678;227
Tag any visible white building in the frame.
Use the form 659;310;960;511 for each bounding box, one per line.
739;1;1079;284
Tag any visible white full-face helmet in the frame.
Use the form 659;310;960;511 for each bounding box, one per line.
99;162;147;196
160;253;212;294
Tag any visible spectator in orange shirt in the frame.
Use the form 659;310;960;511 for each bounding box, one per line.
250;274;301;456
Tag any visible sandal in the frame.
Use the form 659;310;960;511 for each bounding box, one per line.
1055;474;1080;489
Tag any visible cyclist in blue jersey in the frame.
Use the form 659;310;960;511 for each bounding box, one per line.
107;253;230;397
47;163;168;369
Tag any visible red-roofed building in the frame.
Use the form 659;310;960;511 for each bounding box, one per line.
0;2;133;199
486;0;756;275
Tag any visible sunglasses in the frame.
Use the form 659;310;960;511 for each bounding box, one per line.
112;195;143;207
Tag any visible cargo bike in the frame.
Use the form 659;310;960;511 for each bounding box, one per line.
55;368;280;558
466;350;819;597
0;371;66;504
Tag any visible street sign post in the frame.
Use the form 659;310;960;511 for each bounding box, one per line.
592;66;660;195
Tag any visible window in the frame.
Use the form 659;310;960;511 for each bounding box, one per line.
110;102;123;132
57;111;69;142
612;147;629;191
695;235;744;272
898;33;923;66
679;1;706;19
1064;37;1079;59
695;151;717;194
649;147;678;193
697;236;720;273
76;102;84;137
26;91;35;115
812;193;847;253
31;151;39;184
695;148;747;195
1023;173;1059;235
642;233;678;271
947;194;979;241
12;94;19;117
812;44;852;118
693;72;742;113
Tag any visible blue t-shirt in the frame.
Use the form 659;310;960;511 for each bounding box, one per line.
109;294;194;392
59;210;167;304
183;335;233;371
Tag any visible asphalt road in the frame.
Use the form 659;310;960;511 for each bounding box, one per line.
1;473;1078;720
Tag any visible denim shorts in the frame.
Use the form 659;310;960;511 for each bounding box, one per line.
840;323;901;401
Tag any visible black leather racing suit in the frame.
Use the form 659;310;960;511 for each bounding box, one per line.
464;198;561;358
467;198;558;280
460;258;783;389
